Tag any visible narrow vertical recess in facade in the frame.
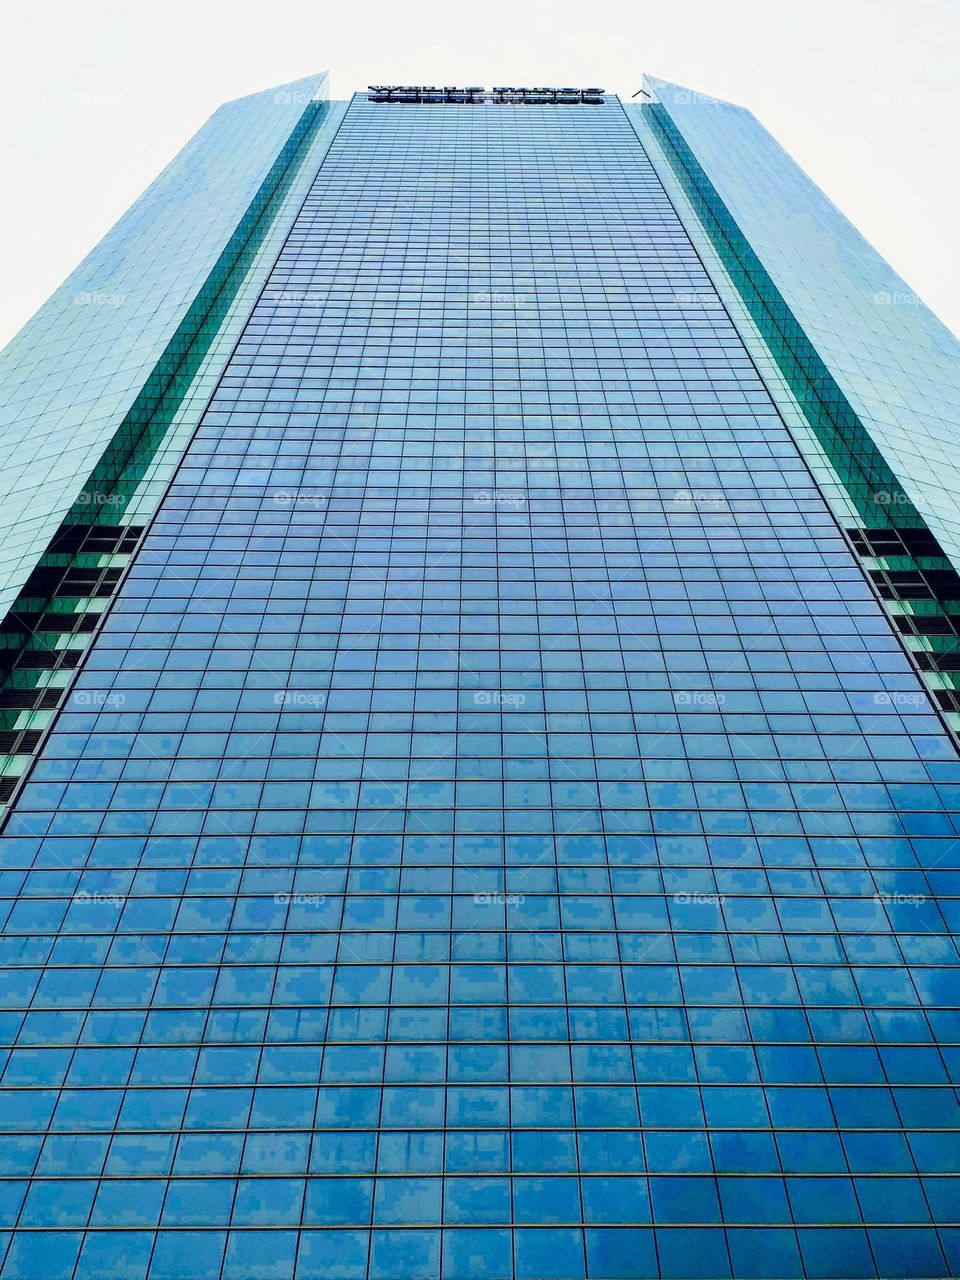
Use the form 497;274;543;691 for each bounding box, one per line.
0;81;347;808
627;79;960;739
0;81;959;1280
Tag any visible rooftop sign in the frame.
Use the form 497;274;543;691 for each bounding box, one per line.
367;86;605;105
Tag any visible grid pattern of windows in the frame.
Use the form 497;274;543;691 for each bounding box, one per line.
0;92;347;815
624;89;960;760
0;96;959;1279
0;73;326;619
630;78;960;570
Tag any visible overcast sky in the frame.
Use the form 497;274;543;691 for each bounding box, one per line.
1;0;957;347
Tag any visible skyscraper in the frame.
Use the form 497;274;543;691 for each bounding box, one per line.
0;71;959;1279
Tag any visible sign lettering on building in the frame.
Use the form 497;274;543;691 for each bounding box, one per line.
368;86;605;105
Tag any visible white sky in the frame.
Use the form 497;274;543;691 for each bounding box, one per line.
1;0;957;347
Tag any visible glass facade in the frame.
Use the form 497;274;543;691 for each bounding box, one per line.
0;78;346;811
0;73;330;620
631;79;960;569
622;82;960;748
0;84;959;1280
